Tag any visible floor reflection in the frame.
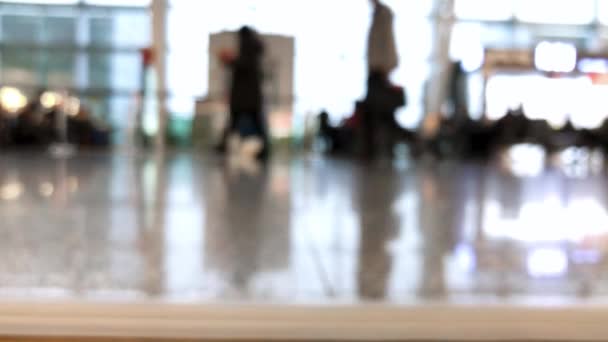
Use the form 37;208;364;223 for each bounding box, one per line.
356;162;399;300
1;148;608;303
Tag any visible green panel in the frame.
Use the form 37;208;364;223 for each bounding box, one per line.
3;15;41;43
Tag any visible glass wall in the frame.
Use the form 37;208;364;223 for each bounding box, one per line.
0;0;150;143
167;0;608;133
454;0;513;21
455;0;601;23
453;0;608;124
515;0;595;25
4;0;608;143
599;0;608;24
167;0;434;129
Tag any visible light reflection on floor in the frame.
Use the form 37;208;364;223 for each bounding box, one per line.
0;146;607;304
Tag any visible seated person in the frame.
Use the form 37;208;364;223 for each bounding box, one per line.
318;104;362;154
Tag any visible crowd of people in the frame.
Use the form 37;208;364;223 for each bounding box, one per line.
319;104;608;160
0;91;111;149
428;108;608;158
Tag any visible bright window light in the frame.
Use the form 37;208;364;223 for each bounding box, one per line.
484;198;608;243
571;84;608;129
600;0;608;25
168;0;433;128
485;75;533;120
486;74;607;129
505;143;546;177
455;0;514;21
578;58;608;74
0;87;28;114
516;0;595;24
0;0;78;4
0;0;150;4
522;76;589;128
527;248;568;278
535;41;577;73
84;0;150;6
450;23;485;72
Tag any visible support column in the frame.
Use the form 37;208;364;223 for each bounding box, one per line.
74;3;89;94
151;0;168;152
426;0;455;116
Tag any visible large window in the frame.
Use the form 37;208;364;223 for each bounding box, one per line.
5;0;608;143
453;0;608;121
167;0;434;128
599;0;608;24
1;0;150;5
456;0;601;24
515;0;595;24
0;1;150;143
454;0;514;21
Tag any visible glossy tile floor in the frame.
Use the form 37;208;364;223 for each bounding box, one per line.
1;145;608;305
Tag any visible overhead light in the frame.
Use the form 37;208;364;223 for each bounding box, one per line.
40;91;63;109
63;96;81;117
39;182;54;198
68;177;79;193
0;182;24;201
0;87;28;114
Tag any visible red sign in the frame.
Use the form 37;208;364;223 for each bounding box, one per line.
141;48;154;66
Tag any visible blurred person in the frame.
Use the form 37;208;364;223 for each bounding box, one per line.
14;90;48;145
448;61;469;121
463;117;496;158
67;106;111;147
217;26;269;160
494;106;526;146
553;118;585;149
317;110;341;153
0;101;11;146
362;0;404;158
318;105;361;155
0;113;9;146
361;75;406;158
591;118;608;153
367;0;398;77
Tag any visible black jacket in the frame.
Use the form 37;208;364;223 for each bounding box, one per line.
230;29;265;115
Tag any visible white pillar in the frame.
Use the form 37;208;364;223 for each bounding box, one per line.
151;0;168;152
426;0;455;116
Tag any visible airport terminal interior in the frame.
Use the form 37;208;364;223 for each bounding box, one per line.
2;0;608;341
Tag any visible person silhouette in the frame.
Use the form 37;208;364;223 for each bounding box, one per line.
217;26;269;160
362;0;403;158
